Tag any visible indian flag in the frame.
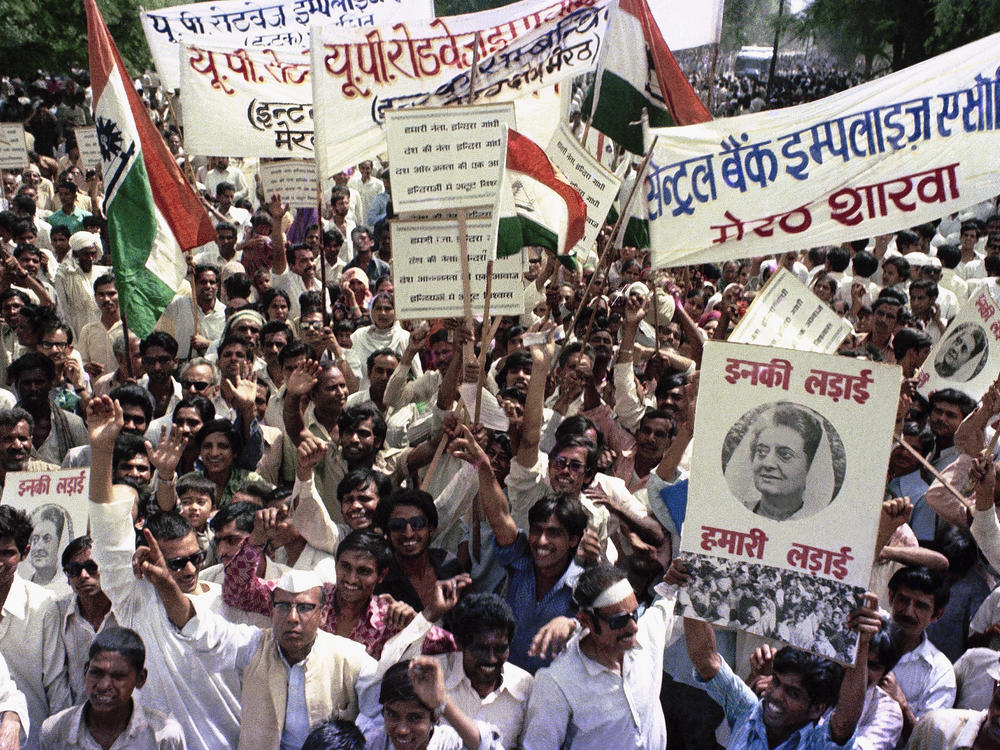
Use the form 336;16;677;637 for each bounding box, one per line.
86;0;214;338
589;0;711;154
494;127;587;270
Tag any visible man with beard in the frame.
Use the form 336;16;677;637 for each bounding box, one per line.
87;395;242;750
0;407;58;491
54;232;101;339
9;352;87;464
881;566;956;745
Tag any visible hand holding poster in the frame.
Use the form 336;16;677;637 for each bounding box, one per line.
729;267;853;353
645;31;1000;267
678;342;901;663
2;468;91;595
917;286;1000;400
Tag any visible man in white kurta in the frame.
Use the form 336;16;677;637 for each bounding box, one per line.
0;652;30;748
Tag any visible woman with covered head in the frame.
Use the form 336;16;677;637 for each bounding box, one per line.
724;401;846;522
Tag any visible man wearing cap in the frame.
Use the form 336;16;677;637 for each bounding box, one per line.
522;564;679;749
54;231;102;339
138;544;375;750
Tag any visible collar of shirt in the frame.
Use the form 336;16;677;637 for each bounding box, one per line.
65;699;152;745
741;700;816;749
904;633;942;666
442;655;532;703
1;575;28;620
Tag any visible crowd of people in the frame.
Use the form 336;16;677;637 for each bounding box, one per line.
0;59;998;750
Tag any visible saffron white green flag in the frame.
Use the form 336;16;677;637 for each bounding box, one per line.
86;0;214;338
590;0;712;154
495;127;587;270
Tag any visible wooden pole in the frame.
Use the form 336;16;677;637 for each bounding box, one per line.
119;304;136;380
962;429;1000;494
892;434;967;505
473;259;494;424
317;179;329;324
706;43;720;113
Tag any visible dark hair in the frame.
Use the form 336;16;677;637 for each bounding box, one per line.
173;396;216;424
375;488;438;532
497;351;532;388
549;435;601;480
882;256;910;281
193;264;219;284
209;501;258;535
336;528;393;571
960;219;981;235
750;402;823;465
89;627;147;675
224;273;253;301
871;296;902;319
496;387;526;406
12;243;40;261
900;421;934;454
892;328;933;361
177;472;217;506
0;506;32;553
109;383;155;426
526;494;588;541
143;511;194;542
826;246;850;272
93;272;116;293
896;230;919;249
0;406;33;433
196;418;244;458
50;224;71;240
573;563;628;610
8;351;55;384
337;468;392;503
379;660;423;707
140;331;179;358
300;720;366;750
927;387;977;417
279;340;311;367
986;254;1000;277
62;535;93;567
234;481;274;505
772;647;844;708
218;334;251;358
113;433;149;473
261;290;292;318
215;221;237;235
556;341;595;370
338;403;387;452
936;244;961;269
935;526;979;578
366;347;399;374
640;408;677;438
909;278;938;301
446;593;516;647
851;250;878;278
215;181;235;197
888;565;950;612
554;415;603;449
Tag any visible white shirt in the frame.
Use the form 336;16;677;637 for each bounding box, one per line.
349;324;421;392
891;633;956;720
0;575;72;750
953;647;999;710
842;683;903;750
907;708;985;750
90;498;242;750
522;586;679;749
55;594;120;703
40;700;185;750
347;175;384;230
0;651;29;747
271;270;326;320
154;295;227;360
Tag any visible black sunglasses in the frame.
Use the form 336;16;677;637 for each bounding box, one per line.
591;608;639;630
63;560;99;577
165;551;205;572
386;516;429;533
181;380;211;392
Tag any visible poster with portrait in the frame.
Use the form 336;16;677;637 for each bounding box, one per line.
2;469;90;596
678;342;901;664
917;287;1000;401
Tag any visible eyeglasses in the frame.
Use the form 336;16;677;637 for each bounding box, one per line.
164;551;205;572
591;608;639;630
386;516;429;533
300;320;323;330
40;340;69;350
63;560;99;577
142;355;174;366
551;456;587;474
181;380;211;392
272;601;320;616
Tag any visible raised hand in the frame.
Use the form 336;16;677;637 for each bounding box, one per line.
86;395;123;450
379;596;417;631
409;656;447;712
267;193;289;221
296;434;329;480
286;359;320;397
528;616;578;660
423;574;471;623
147;426;189;479
132;528;175;591
250;505;292;548
222;365;258;413
448;423;490;471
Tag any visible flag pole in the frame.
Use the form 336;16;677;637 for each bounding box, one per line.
706;43;720;112
316;177;329;325
118;304;136;380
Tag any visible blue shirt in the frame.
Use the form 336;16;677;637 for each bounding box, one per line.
493;530;582;674
697;659;855;750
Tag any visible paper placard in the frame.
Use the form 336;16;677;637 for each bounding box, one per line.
546;122;621;259
2;468;91;596
259;159;316;208
917;286;1000;400
75;126;102;171
0;124;28;170
385;104;515;214
391;218;523;320
679;342;900;664
458;383;510;431
729;268;853;353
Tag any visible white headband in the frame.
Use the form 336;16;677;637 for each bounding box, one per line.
590;578;634;609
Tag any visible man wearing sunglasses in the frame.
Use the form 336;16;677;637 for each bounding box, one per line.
523;563;680;749
88;394;242;750
138;550;374;750
55;535;118;703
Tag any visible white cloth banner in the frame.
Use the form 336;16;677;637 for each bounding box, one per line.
679;342;900;663
311;0;612;175
180;44;314;158
729;268;853;354
651;0;723;50
142;0;433;90
645;31;1000;267
917;286;1000;400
